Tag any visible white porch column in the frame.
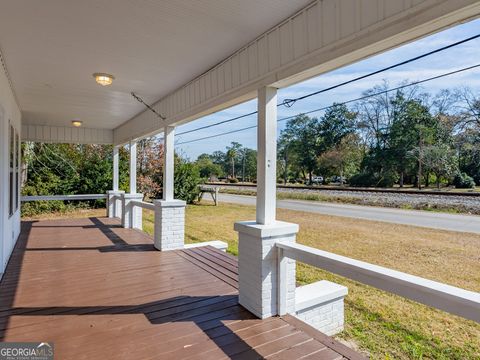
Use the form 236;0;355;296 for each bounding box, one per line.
235;86;297;319
153;126;186;251
256;86;277;225
129;140;137;194
113;145;119;191
119;141;142;228
107;145;123;218
163;126;175;201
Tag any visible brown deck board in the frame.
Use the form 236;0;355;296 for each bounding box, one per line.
0;217;364;359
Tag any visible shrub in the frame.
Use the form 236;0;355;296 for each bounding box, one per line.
228;178;239;183
348;173;375;187
349;171;397;187
174;162;201;203
452;172;476;189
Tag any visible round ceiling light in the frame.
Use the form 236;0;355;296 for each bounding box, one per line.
72;120;83;127
93;73;114;86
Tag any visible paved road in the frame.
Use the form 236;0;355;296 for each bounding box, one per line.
217;193;480;234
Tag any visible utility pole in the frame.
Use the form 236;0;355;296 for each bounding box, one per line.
242;148;246;183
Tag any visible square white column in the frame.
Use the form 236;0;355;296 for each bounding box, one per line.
113;145;120;191
153;199;186;251
256;86;278;225
163;126;175;201
121;193;143;229
236;86;299;319
129;141;137;194
235;221;298;318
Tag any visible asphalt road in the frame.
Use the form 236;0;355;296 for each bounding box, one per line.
217;193;480;234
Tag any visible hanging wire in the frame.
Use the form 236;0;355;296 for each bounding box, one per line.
131;92;166;121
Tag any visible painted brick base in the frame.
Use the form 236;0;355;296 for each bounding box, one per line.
153;200;186;251
107;190;124;218
295;280;348;336
121;193;143;229
235;221;298;319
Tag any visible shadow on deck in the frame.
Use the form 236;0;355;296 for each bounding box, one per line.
0;217;363;360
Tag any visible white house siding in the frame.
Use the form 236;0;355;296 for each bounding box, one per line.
114;0;480;145
0;49;21;277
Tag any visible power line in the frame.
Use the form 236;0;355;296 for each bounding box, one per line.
176;111;257;136
280;33;480;107
175;63;480;146
175;33;480;137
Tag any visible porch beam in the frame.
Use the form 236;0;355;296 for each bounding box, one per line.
113;145;119;191
163;126;175;201
256;86;277;225
129;141;137;194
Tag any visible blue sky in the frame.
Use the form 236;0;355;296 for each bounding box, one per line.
174;18;480;160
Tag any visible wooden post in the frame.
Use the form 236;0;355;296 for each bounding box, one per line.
256;86;277;225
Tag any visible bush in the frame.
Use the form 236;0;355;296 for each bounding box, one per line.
349;171;397;187
452;172;476;189
228;178;239;183
348;173;375;187
174;162;201;203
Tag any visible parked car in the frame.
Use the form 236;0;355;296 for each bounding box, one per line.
309;176;324;185
331;175;346;184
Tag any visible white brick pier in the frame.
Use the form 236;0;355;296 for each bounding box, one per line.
235;221;298;319
153;199;186;251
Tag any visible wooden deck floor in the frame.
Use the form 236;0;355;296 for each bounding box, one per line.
0;217;363;359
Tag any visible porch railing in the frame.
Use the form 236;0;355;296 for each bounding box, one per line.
21;194;107;201
276;242;480;323
130;200;155;211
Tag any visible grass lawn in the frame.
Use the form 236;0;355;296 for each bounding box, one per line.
25;205;480;359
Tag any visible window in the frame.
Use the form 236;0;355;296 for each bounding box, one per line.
8;124;14;217
15;131;20;211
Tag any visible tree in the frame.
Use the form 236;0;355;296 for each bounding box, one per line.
196;154;224;179
318;133;363;182
226;142;242;179
279;115;320;183
420;144;459;189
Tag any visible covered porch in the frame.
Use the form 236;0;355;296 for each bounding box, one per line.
0;216;360;360
0;1;480;358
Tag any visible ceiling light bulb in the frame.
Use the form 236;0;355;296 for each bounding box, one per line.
93;73;114;86
72;120;83;127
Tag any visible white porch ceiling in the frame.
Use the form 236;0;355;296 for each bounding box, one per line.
0;0;311;129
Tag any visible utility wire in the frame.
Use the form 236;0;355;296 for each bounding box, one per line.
175;63;480;145
280;33;480;107
176;33;480;137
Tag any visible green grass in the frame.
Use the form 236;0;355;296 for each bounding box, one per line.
143;203;480;359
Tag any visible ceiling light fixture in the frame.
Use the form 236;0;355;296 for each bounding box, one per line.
93;73;114;86
72;120;83;127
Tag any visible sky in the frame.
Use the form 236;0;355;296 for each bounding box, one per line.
174;18;480;160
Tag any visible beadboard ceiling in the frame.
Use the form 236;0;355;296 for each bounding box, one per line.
0;0;311;129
